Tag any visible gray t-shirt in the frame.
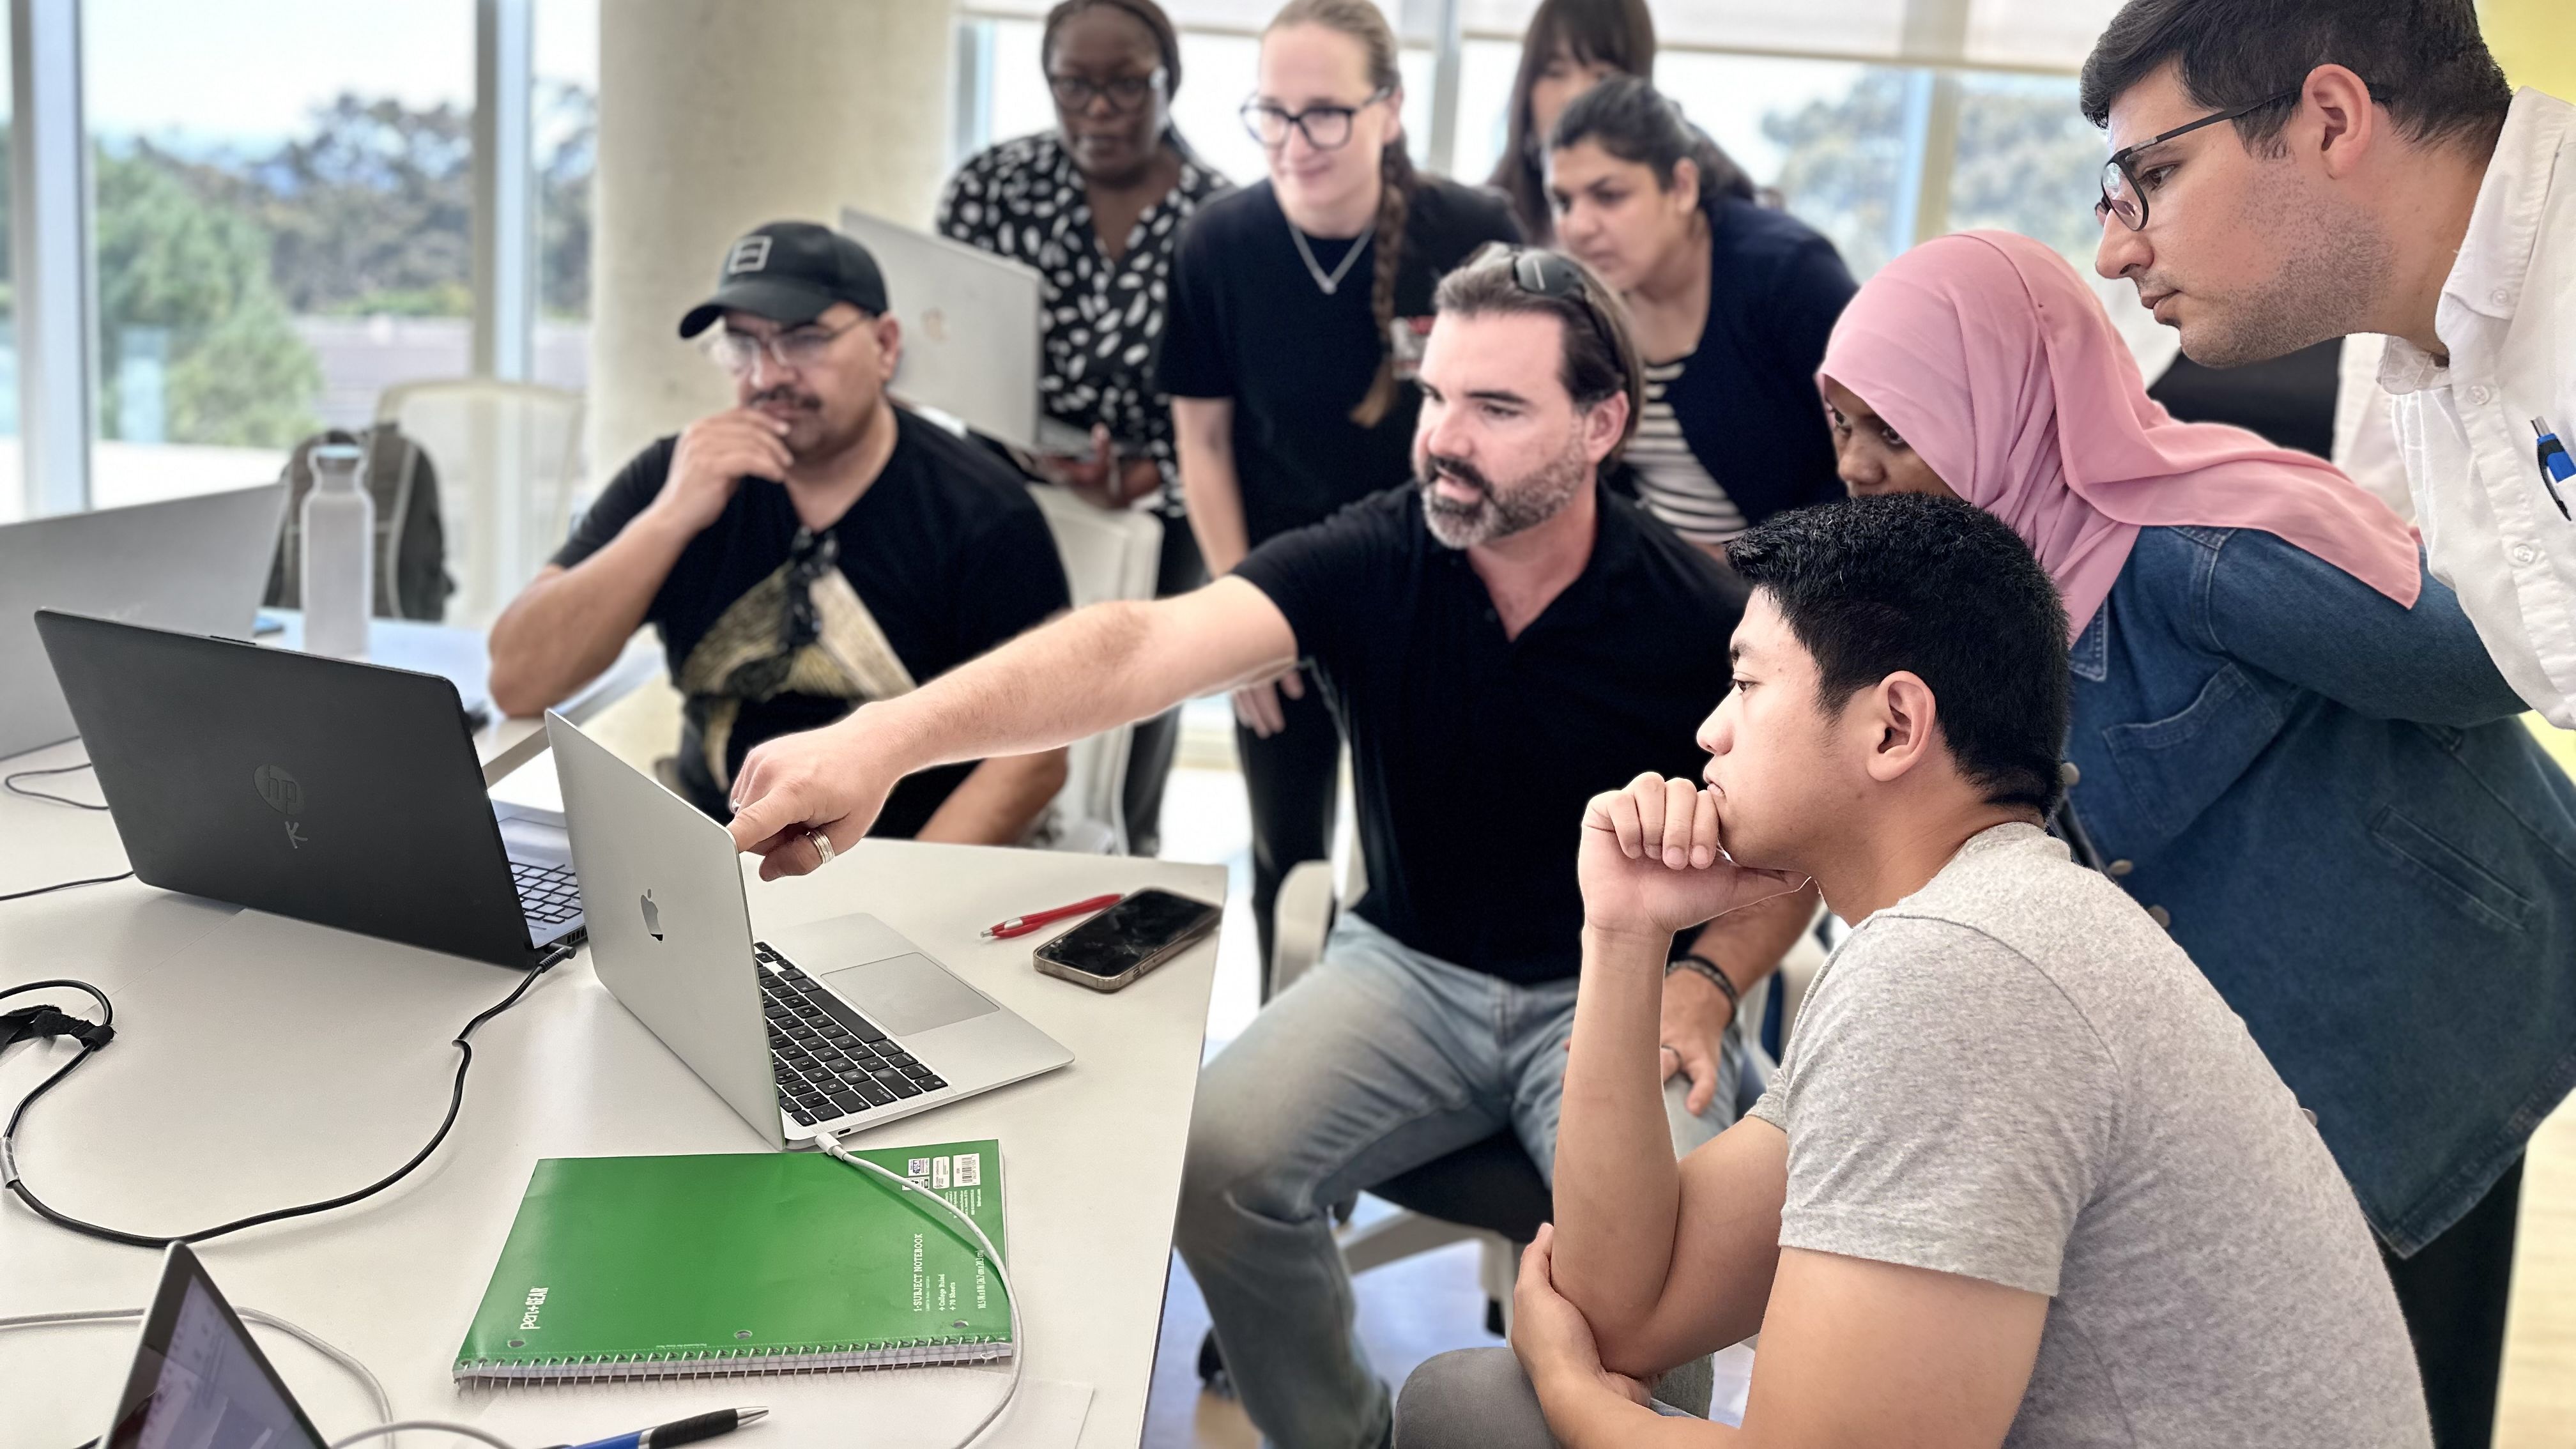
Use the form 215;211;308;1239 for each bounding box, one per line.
1748;823;2427;1447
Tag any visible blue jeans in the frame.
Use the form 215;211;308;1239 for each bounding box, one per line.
1174;914;1745;1449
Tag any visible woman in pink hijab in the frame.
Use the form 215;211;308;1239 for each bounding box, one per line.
1816;228;2576;1436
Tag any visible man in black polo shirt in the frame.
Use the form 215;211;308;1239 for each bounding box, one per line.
723;247;1819;1449
488;221;1072;843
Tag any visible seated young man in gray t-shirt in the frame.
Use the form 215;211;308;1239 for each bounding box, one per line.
1397;495;2428;1448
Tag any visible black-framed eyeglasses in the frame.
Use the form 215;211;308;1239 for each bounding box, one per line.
1240;87;1392;151
2096;84;2304;232
703;319;859;376
1048;66;1167;115
1472;241;1624;372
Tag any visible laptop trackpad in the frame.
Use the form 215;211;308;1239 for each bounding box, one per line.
818;953;998;1037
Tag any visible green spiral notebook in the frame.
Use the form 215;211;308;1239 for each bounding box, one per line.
454;1141;1008;1381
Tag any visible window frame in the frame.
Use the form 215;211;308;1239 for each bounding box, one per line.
12;0;572;516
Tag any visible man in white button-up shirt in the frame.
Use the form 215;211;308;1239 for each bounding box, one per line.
2076;4;2559;1446
2082;0;2575;735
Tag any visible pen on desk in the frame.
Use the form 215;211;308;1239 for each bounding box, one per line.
983;891;1124;939
2536;418;2574;521
549;1405;768;1449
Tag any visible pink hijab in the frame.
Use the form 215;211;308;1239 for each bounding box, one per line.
1816;231;2420;639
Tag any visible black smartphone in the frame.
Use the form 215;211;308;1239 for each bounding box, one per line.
1032;888;1222;992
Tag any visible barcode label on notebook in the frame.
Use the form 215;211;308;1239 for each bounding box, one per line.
952;1153;981;1187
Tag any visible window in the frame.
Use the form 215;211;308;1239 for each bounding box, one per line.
83;0;475;509
0;23;19;525
968;2;2117;286
1944;72;2099;270
533;0;597;392
1671;55;1910;273
965;4;1434;189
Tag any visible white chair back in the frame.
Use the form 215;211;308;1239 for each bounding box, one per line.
1024;486;1162;852
376;379;586;628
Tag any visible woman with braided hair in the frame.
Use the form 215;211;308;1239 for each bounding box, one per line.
1158;0;1518;982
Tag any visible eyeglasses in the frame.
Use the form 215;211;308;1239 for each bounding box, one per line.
1471;241;1625;375
703;319;858;376
1048;66;1167;115
2096;84;2304;232
1239;87;1392;151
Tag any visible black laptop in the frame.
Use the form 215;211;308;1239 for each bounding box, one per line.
34;610;583;969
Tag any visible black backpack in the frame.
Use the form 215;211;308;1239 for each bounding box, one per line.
265;424;454;622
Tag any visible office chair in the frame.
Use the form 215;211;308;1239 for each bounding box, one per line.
1198;839;1828;1416
1023;485;1162;853
376;379;586;630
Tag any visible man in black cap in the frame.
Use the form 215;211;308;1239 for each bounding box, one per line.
489;221;1074;843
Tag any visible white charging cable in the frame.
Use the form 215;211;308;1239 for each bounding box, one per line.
0;1305;522;1449
325;1423;521;1449
812;1130;1023;1449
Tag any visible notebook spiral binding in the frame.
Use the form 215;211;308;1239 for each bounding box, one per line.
456;1336;1013;1384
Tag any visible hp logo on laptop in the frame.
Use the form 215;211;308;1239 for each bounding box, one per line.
253;764;303;815
254;764;309;848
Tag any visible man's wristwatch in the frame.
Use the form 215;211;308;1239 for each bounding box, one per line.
1667;953;1742;1015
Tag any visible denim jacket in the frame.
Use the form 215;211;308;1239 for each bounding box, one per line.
2060;525;2576;1254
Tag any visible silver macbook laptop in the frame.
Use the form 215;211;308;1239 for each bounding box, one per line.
547;712;1073;1146
0;483;285;758
838;207;1088;456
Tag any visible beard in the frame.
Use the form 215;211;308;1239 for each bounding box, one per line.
1417;431;1592;549
2173;178;2395;369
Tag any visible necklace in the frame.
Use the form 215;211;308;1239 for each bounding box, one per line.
1288;219;1373;296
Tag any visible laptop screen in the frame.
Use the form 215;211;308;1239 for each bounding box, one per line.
102;1245;327;1449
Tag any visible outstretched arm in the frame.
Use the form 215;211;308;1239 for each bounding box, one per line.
724;576;1296;873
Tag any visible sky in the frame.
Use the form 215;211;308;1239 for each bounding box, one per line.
78;0;596;147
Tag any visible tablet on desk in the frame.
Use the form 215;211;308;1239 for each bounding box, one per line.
100;1243;327;1449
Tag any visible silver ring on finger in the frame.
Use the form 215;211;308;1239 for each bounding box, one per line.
806;827;836;868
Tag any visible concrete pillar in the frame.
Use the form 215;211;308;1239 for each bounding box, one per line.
589;0;958;474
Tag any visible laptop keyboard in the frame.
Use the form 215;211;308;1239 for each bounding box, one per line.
757;942;950;1126
512;860;583;927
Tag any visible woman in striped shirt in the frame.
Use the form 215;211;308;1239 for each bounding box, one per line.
1548;77;1855;556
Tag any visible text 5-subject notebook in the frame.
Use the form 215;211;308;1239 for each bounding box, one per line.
454;1141;1007;1381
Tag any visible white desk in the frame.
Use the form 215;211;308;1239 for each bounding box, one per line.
254;612;664;783
0;762;1223;1449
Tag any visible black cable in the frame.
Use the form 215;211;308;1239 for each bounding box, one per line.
4;760;110;812
1;950;567;1248
0;872;135;903
1;760;128;899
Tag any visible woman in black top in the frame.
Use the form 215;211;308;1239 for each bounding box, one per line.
1157;0;1519;978
1548;77;1855;556
937;0;1229;855
1485;0;1656;246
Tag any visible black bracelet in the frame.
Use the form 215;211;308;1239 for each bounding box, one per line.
1667;953;1742;1012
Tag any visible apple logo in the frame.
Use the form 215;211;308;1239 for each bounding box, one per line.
640;889;663;941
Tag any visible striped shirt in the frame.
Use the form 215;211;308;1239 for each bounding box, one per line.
1628;359;1744;546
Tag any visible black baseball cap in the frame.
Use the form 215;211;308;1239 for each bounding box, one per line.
677;221;891;339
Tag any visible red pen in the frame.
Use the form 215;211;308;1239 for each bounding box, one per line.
982;892;1124;940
